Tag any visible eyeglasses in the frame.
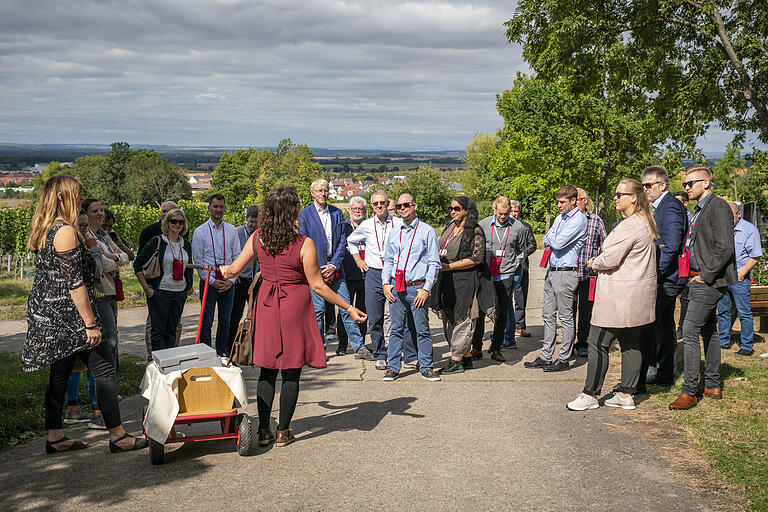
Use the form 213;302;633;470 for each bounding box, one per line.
395;202;413;210
350;207;365;211
168;219;185;225
614;192;634;199
372;201;387;207
449;206;464;212
642;181;662;189
682;179;707;189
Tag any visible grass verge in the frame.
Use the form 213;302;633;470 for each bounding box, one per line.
642;341;768;510
0;352;147;451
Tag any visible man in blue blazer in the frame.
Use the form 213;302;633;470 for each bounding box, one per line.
639;166;689;388
299;179;374;360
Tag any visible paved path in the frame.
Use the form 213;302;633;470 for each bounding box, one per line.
0;252;708;511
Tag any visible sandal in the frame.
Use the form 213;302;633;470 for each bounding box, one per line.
45;435;88;454
109;432;148;453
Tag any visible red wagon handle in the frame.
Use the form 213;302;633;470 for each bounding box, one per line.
190;265;216;345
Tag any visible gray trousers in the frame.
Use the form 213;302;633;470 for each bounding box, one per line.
541;269;578;363
681;281;725;396
442;315;475;359
583;325;643;395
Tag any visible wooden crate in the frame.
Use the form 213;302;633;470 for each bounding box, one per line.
176;367;235;416
751;286;768;333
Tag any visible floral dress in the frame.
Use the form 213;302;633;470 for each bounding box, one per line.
22;222;101;372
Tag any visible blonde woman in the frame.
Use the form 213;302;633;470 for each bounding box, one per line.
23;175;146;453
567;179;658;412
134;209;194;351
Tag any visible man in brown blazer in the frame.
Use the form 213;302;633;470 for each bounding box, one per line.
669;166;737;410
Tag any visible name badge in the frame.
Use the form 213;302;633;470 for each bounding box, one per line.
495;250;503;257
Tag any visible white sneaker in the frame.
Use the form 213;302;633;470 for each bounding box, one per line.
760;352;768;358
604;392;636;410
375;360;387;370
566;393;599;411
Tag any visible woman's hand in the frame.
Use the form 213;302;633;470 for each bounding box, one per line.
219;265;232;279
144;287;155;299
348;307;368;324
85;326;102;347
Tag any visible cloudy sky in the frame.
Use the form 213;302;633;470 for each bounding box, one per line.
0;0;760;152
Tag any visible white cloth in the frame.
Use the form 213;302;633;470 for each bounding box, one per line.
314;202;333;258
346;215;401;269
140;362;248;443
158;235;189;292
191;218;240;284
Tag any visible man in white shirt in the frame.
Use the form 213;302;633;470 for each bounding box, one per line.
191;193;241;356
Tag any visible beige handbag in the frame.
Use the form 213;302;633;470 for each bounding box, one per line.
228;269;261;367
141;237;163;279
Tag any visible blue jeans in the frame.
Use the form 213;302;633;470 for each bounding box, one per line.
387;285;433;373
199;282;235;356
311;278;364;352
66;371;97;408
717;278;754;351
365;269;418;362
503;267;524;342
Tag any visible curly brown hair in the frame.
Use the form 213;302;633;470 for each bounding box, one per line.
258;185;301;255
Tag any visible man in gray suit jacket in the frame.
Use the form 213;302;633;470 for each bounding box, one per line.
669;166;737;410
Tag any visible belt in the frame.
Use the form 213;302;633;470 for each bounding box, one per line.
405;280;425;287
689;271;700;277
550;266;576;271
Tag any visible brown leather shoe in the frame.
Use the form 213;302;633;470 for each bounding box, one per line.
257;427;275;446
470;349;483;360
490;350;506;362
516;329;531;338
275;429;295;447
703;387;722;399
669;393;698;410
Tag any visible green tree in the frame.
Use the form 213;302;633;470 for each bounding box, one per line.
505;0;768;142
712;142;747;199
210;139;322;207
123;150;192;206
739;149;768;213
389;165;453;228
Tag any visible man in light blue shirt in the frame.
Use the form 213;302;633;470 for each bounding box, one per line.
717;202;763;355
381;193;442;381
525;184;587;372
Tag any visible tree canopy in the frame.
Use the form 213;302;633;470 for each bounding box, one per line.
505;0;768;143
210;139;322;207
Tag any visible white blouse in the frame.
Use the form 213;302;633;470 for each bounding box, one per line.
158;235;189;292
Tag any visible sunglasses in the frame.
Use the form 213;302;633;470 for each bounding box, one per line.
449;206;464;212
641;181;661;189
372;201;387;207
168;218;185;225
395;202;413;210
682;179;707;189
614;192;634;199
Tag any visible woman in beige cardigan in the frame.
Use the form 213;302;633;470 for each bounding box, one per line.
567;179;658;411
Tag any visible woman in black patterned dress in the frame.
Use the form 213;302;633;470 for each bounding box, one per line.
24;175;146;454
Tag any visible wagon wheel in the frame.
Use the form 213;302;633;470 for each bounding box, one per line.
236;414;253;456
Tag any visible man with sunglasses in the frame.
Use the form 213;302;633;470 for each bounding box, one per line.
669;166;737;410
525;184;587;372
381;193;442;381
637;166;689;390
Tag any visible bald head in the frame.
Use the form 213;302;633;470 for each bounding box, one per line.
728;201;741;226
160;201;178;221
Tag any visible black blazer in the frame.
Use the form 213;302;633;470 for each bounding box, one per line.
654;192;689;285
691;193;737;288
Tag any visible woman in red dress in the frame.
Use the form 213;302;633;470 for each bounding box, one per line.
221;186;367;447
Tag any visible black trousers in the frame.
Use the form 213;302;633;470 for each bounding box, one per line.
46;340;121;430
639;281;685;388
257;367;302;431
147;289;187;352
583;325;643;395
472;278;515;353
325;301;337;335
514;267;530;329
573;279;594;350
228;277;253;353
338;279;367;350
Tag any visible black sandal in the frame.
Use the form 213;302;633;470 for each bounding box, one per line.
109;432;148;453
45;435;88;454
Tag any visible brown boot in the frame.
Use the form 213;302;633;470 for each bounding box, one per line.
470;348;483;360
275;429;295;447
703;387;722;399
257;428;275;446
669;393;698;410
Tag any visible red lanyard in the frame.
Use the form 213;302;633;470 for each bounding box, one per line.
169;238;183;264
208;223;225;264
441;225;460;253
375;217;394;260
555;208;580;237
685;210;702;250
491;223;510;257
396;221;419;271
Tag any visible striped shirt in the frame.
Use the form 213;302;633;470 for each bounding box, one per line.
577;211;607;281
